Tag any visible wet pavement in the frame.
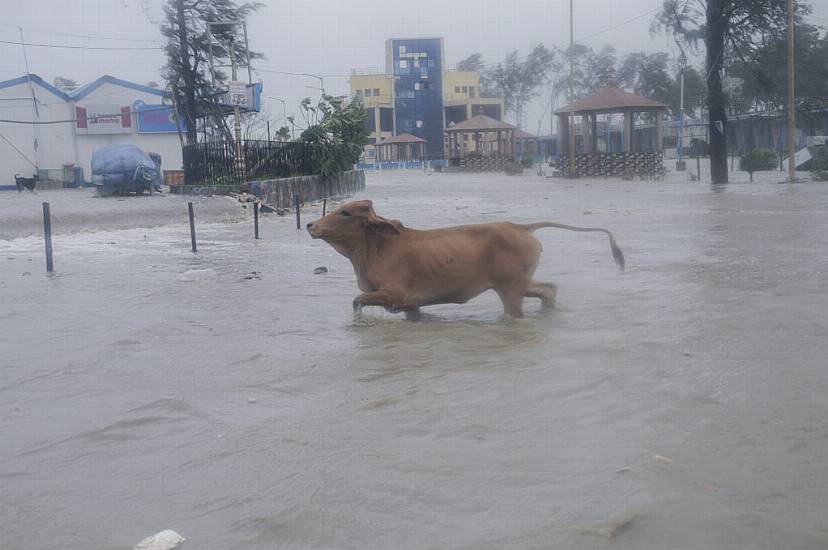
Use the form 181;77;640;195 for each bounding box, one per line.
1;169;827;549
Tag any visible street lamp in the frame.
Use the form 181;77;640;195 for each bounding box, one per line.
266;96;288;128
676;52;688;171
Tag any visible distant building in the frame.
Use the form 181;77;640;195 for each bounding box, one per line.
350;37;504;162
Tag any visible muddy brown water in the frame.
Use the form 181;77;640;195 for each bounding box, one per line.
1;172;827;549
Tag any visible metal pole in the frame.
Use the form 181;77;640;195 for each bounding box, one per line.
254;201;259;239
242;21;253;86
267;120;271;142
42;202;53;272
294;193;301;230
230;37;246;181
568;0;576;177
323;199;327;217
787;0;796;182
678;55;686;170
188;202;197;252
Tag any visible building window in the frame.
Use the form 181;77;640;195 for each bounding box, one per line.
455;86;461;93
469;86;476;98
373;88;380;96
399;45;406;53
416;120;423;128
400;60;408;69
428;59;435;68
413;58;420;68
462;86;468;93
414;83;421;91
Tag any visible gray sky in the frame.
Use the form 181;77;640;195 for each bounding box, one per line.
2;0;827;133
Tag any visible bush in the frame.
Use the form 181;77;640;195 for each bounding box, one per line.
740;149;778;181
811;146;828;181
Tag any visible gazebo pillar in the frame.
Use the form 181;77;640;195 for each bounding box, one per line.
655;111;663;152
557;114;570;157
510;129;516;158
591;114;599;153
624;110;634;152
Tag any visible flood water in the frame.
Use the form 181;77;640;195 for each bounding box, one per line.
2;171;828;549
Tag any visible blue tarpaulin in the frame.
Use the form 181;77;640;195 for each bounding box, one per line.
91;144;162;195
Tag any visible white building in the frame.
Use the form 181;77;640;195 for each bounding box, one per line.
0;74;184;187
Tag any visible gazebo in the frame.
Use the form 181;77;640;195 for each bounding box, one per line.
514;129;539;159
444;115;518;159
555;87;668;154
376;133;427;161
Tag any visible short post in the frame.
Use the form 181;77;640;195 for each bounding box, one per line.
322;199;327;217
253;201;260;239
295;193;301;230
188;202;197;252
42;202;53;273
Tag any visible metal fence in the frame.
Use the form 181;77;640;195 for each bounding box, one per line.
182;140;317;186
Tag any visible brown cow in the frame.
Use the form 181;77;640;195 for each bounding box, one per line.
307;200;624;320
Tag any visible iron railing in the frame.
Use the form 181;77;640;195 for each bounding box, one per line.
182;140;318;186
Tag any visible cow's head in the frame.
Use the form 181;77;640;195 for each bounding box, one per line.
307;200;401;246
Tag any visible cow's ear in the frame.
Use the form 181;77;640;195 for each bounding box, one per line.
367;217;400;235
350;200;374;213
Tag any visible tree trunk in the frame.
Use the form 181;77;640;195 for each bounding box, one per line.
705;0;728;183
176;0;198;144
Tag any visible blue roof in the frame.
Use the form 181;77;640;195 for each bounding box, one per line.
0;74;169;103
0;74;70;100
70;75;169;100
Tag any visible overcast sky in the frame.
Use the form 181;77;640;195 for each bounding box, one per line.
2;0;827;133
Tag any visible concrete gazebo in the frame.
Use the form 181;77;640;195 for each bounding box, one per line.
445;115;517;159
555;87;668;153
376;133;427;161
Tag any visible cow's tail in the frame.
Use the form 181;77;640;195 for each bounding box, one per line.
523;222;625;271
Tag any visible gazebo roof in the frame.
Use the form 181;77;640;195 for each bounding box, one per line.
446;114;516;132
379;133;427;144
555;87;667;114
514;129;537;139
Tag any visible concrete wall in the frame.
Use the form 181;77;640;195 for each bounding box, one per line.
249;169;365;208
0;80;75;184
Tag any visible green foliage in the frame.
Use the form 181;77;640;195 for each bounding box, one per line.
618;52;673;106
485;44;559;124
299;95;369;177
740;149;778;180
810;146;828;181
161;0;263;143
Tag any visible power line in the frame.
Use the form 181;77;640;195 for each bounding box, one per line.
0;104;175;125
0;38;162;51
0;22;162;44
576;7;662;43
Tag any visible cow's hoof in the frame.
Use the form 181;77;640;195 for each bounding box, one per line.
352;297;361;311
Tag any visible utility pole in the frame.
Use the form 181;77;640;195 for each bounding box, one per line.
19;27;39;173
787;0;796;182
568;0;576;177
230;35;246;179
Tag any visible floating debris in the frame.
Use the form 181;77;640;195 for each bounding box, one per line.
314;266;328;274
134;529;185;550
652;454;673;465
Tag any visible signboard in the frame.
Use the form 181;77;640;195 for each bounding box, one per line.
75;105;132;134
134;101;186;134
216;81;261;112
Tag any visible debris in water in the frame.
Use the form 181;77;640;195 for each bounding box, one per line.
247;397;257;404
314;266;328;274
22;272;31;277
652;454;673;465
583;211;592;215
133;529;186;550
243;271;261;280
616;467;632;474
259;203;276;214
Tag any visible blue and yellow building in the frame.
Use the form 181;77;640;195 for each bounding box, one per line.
350;37;504;161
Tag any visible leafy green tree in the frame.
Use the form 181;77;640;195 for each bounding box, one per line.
161;0;262;144
652;0;812;183
299;96;369;177
618;52;673;105
582;46;619;93
486;44;558;127
728;21;828;117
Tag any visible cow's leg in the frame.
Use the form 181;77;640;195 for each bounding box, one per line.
353;290;399;313
403;308;422;322
495;288;525;318
525;281;557;308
